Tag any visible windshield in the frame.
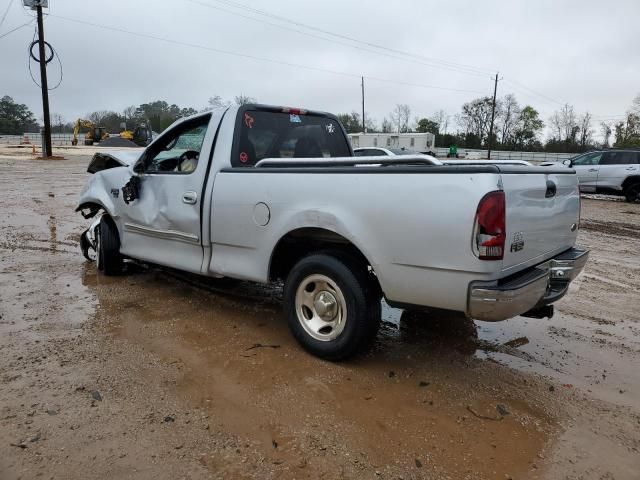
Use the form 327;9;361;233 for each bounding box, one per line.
232;108;351;167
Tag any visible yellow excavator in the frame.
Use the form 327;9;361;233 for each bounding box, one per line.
71;119;109;146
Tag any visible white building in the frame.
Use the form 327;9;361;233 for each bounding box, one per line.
348;132;436;154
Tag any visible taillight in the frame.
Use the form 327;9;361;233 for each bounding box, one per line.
473;191;506;260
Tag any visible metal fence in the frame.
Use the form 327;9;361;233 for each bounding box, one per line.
0;133;76;146
434;147;575;163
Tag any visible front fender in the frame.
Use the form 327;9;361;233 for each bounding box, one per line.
76;167;131;219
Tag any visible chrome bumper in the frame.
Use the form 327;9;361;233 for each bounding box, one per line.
468;247;589;321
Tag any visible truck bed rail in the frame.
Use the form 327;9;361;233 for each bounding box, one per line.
254;155;442;169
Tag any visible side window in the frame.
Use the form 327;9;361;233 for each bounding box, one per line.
368;149;387;156
617;152;636;165
600;152;635;165
572;152;601;166
143;116;210;174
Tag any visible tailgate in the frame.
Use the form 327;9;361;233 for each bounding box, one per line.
500;170;580;272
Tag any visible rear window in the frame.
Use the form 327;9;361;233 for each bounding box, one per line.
232;109;351;167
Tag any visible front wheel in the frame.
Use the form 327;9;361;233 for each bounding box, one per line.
283;253;381;360
624;182;640;203
96;216;123;275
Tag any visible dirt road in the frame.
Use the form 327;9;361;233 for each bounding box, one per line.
1;149;638;479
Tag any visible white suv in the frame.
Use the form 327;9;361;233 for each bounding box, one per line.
562;149;640;202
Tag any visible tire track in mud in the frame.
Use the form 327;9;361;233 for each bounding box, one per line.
580;219;640;239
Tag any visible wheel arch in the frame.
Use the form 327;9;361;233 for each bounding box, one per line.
76;200;107;218
268;227;381;293
622;175;640;190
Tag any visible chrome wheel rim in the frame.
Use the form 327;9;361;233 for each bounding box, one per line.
295;274;347;341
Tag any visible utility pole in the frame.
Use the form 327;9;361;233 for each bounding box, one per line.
33;0;52;157
361;76;365;133
487;72;499;160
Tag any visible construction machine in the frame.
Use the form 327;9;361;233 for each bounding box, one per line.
119;122;153;147
71;119;109;146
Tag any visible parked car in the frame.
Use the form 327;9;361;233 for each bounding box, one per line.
544;149;640;202
353;146;435;158
76;104;588;360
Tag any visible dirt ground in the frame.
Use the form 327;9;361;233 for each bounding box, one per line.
0;147;638;480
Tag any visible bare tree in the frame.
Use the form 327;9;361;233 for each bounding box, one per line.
389;104;411;133
548;104;579;143
207;95;230;109
577;112;593;147
632;93;640;115
51;113;65;133
431;109;449;135
600;122;612;148
548;111;562;141
122;105;137;122
381;117;393;133
87;110;110;125
234;94;257;106
499;94;520;145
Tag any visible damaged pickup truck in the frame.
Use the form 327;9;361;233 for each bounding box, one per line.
77;104;588;360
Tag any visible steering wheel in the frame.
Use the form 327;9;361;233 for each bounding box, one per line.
176;150;199;172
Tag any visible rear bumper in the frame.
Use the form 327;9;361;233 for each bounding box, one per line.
467;247;589;321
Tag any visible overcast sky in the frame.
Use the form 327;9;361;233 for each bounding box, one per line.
1;0;638;137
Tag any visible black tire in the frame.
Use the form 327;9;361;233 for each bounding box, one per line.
283;253;381;360
96;216;123;275
624;182;640;203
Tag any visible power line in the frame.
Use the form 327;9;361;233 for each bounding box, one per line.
48;14;486;95
198;0;496;76
187;0;493;79
197;0;567;109
503;78;564;106
0;0;14;30
0;18;32;40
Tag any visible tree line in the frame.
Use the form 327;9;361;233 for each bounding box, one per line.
2;92;639;152
337;92;640;152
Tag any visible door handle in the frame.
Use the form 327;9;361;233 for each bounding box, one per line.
182;191;198;204
588;168;598;172
626;167;636;171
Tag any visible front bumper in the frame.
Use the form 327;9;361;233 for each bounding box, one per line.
468;247;589;321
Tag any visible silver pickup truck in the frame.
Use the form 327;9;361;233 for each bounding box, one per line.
77;104;588;360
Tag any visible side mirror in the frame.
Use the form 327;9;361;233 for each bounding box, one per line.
562;159;572;167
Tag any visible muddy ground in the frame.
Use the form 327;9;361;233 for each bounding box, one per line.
0;148;638;480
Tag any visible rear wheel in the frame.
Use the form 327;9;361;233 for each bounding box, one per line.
283;253;381;360
96;217;123;275
624;182;640;203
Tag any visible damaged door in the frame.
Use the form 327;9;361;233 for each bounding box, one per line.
118;114;213;273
